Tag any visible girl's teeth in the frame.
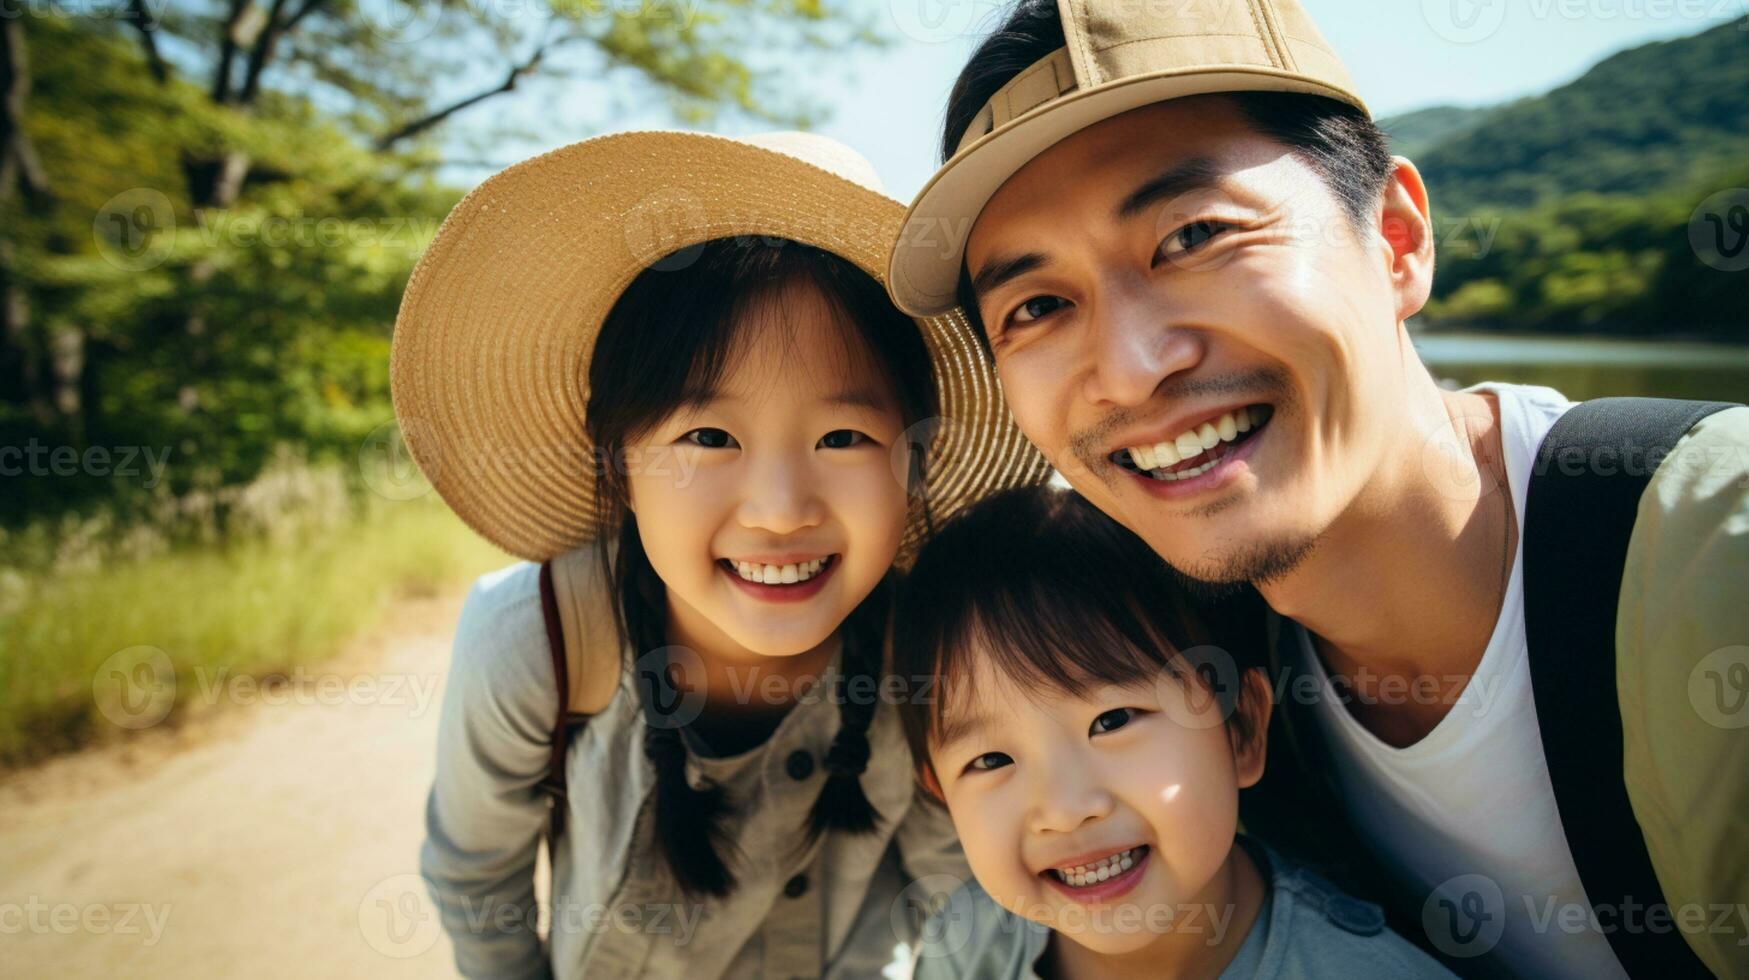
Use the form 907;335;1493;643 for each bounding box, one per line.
735;557;829;584
1124;406;1271;476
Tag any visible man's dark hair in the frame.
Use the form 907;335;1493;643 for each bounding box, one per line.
942;0;1396;345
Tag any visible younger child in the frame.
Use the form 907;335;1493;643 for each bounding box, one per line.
890;486;1455;979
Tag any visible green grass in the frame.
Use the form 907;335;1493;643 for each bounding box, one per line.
0;498;507;768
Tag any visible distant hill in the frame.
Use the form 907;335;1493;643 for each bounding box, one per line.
1376;17;1748;339
1377;105;1491;161
1386;16;1749;215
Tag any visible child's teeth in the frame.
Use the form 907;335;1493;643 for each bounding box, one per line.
1052;845;1144;886
735;556;831;583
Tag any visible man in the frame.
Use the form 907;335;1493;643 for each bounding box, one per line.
885;2;1747;977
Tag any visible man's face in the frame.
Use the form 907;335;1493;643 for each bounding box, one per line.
964;96;1428;584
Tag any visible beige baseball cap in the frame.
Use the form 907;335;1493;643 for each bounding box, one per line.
887;0;1370;317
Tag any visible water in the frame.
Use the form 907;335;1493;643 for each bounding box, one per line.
1413;332;1749;402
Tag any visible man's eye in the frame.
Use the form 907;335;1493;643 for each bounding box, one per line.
1090;707;1135;735
1160;220;1228;260
1008;295;1069;325
819;429;869;449
966;751;1012;773
682;428;737;449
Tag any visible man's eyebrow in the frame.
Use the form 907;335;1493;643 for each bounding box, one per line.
969;251;1048;301
1115;156;1228;222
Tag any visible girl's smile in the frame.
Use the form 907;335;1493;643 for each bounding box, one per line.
718;553;841;603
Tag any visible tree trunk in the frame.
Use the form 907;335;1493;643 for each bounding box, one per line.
1;17;55;427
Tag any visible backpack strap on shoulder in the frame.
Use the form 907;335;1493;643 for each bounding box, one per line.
1525;396;1734;979
536;559;570;846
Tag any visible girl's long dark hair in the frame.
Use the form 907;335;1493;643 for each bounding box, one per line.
585;237;938;898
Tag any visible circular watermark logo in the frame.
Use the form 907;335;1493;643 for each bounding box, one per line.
1689;645;1749;730
1158;644;1242;731
623;187;709;272
889;0;983;43
891;873;978;958
1688;188;1749;273
1422;0;1507;43
94;188;176;272
891;415;957;501
92;645;177;730
359;419;434;501
357;0;443;44
1422;873;1506;958
634;645;709;729
358;873;443;958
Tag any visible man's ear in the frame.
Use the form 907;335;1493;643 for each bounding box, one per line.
1231;667;1274;790
1376;155;1436;324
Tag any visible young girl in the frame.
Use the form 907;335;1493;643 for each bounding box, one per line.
390;131;1047;979
889;486;1456;979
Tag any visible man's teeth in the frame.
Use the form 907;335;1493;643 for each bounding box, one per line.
1125;406;1271;477
1049;845;1144;887
734;556;830;584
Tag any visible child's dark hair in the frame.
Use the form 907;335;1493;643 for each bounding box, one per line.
941;0;1395;350
585;236;938;898
891;485;1271;787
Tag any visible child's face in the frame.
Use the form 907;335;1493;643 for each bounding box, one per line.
626;280;912;658
928;649;1267;954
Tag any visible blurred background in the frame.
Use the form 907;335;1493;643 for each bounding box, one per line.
1;0;1744;976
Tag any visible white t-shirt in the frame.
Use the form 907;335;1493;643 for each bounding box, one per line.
1293;382;1631;980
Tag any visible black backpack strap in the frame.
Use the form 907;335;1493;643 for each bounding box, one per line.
1525;396;1736;979
536;560;570;847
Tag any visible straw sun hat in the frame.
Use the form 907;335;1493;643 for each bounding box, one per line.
390;130;1050;562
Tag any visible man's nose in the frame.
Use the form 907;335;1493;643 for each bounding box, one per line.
1080;287;1203;408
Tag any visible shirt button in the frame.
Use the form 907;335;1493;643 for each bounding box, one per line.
785;749;815;781
783;873;809;898
1324;894;1385;936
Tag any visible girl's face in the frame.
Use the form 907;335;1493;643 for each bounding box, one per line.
624;280;912;659
927;652;1269;955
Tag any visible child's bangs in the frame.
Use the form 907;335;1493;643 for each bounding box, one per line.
925;564;1206;748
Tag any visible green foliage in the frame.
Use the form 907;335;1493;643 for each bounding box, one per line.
1403;17;1749;214
2;3;873;527
1382;17;1749;337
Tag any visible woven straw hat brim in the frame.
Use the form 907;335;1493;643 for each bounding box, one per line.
390;130;1051;562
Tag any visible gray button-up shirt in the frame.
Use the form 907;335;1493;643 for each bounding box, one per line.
909;836;1457;979
420;551;971;979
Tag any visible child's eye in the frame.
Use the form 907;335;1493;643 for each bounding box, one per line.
965;751;1012;773
1090;707;1135;735
818;429;869;449
682;428;737;449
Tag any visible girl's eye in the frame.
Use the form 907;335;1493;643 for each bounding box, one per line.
818;429;869;449
966;751;1012;773
682;428;737;449
1008;294;1069;326
1091;707;1135;735
1159;220;1229;261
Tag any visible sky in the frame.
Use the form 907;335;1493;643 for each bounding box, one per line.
429;0;1747;199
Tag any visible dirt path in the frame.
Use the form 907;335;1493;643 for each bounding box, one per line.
0;586;501;978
